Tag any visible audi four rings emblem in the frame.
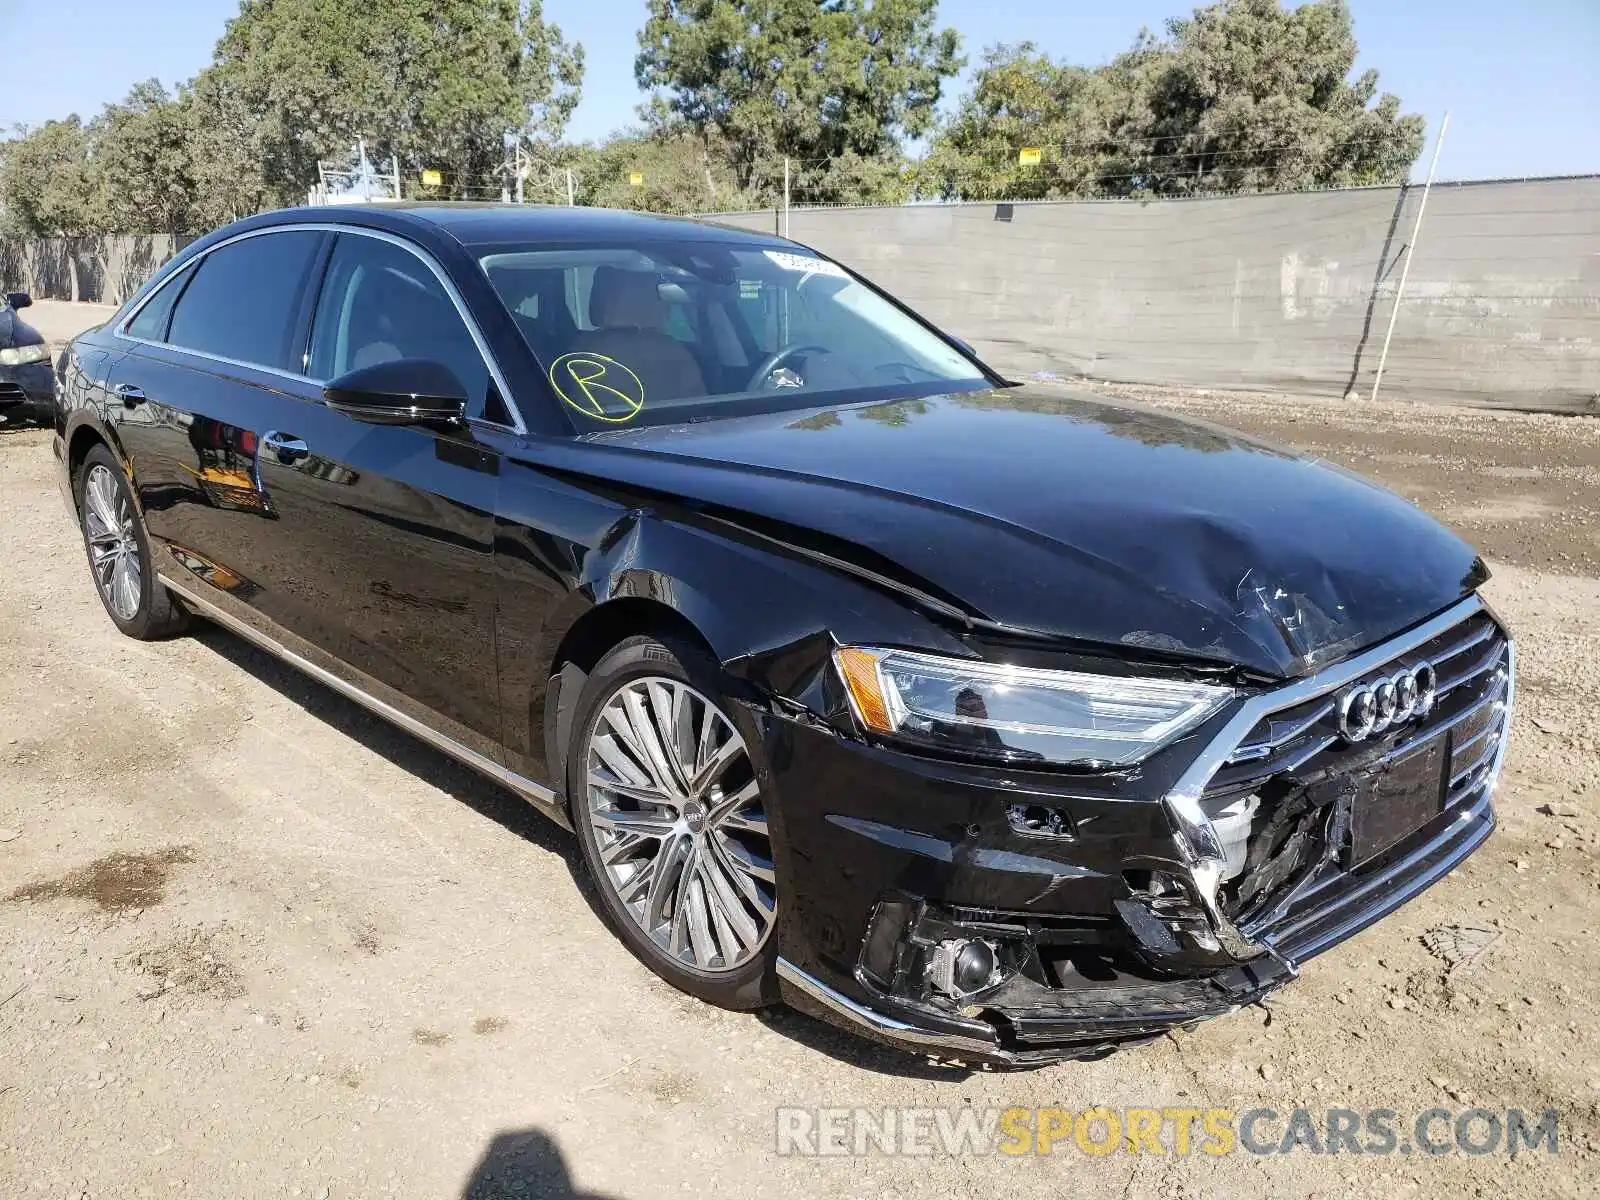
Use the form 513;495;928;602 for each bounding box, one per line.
1337;663;1437;742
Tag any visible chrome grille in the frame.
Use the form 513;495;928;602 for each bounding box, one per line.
1205;610;1510;805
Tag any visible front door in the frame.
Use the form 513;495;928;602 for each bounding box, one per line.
245;231;507;759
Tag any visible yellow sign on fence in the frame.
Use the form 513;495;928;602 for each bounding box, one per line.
1018;147;1042;166
629;172;645;186
420;169;443;188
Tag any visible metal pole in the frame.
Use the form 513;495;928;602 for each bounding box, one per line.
391;155;401;201
782;156;790;239
566;168;575;207
1370;111;1449;403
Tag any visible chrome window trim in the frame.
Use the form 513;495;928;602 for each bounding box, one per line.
113;221;528;435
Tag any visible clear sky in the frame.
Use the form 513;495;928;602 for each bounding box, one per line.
3;0;1597;181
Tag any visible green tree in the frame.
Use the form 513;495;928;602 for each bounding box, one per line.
91;81;199;235
922;43;1141;200
214;0;583;201
635;0;962;204
927;0;1423;200
181;66;277;227
0;117;104;238
567;130;745;214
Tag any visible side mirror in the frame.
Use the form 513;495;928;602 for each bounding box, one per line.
5;292;31;310
323;358;467;426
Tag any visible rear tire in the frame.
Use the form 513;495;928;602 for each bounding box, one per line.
567;634;780;1011
75;444;189;640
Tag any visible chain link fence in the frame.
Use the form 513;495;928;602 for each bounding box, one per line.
4;175;1596;411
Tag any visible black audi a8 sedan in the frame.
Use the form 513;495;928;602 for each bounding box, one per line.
55;205;1512;1066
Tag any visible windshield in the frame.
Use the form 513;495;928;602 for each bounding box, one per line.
477;239;988;427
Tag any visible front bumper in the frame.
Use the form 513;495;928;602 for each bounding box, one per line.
762;596;1510;1066
0;362;55;423
776;789;1494;1066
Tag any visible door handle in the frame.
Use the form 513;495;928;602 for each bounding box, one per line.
114;383;146;408
261;430;310;464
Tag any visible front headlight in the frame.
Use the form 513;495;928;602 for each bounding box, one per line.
0;343;49;367
834;646;1233;767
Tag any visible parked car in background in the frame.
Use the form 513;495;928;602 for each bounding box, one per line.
0;291;55;426
52;205;1513;1066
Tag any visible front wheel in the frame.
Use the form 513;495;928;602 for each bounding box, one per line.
75;444;188;640
567;634;780;1010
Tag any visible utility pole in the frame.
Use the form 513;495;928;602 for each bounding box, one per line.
390;154;401;201
566;168;576;207
782;156;790;239
1371;111;1450;403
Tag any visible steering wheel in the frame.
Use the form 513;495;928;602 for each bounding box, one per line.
745;343;829;390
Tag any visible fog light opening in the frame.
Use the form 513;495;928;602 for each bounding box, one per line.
1119;869;1224;956
1006;802;1075;839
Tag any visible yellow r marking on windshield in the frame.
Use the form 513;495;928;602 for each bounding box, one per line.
548;352;646;423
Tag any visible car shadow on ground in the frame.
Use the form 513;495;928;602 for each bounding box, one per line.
189;624;582;873
461;1128;620;1199
190;621;980;1082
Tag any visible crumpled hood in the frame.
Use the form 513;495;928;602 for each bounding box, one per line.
565;387;1485;679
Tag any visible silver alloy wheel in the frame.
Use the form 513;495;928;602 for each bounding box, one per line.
83;464;142;621
584;676;777;973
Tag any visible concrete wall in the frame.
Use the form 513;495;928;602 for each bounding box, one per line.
0;235;193;307
710;177;1600;412
5;178;1595;410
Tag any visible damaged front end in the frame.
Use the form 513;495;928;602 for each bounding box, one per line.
770;595;1512;1067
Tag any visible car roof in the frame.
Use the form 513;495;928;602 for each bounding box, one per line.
249;202;785;249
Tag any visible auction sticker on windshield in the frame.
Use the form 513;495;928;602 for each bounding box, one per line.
763;250;848;278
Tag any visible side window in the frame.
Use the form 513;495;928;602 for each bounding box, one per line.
125;264;193;341
166;232;322;370
309;234;489;412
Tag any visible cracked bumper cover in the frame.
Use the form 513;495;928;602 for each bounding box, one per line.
775;789;1494;1066
759;597;1509;1066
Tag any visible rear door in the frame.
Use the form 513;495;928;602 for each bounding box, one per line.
111;229;328;593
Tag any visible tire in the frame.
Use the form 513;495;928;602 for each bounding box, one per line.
75;444;189;640
567;634;780;1010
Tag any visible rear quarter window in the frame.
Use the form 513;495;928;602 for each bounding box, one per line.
125;264;194;342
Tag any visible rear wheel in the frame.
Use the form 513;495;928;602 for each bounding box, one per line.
568;634;779;1010
75;444;188;639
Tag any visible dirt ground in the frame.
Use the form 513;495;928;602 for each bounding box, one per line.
2;343;1598;1197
